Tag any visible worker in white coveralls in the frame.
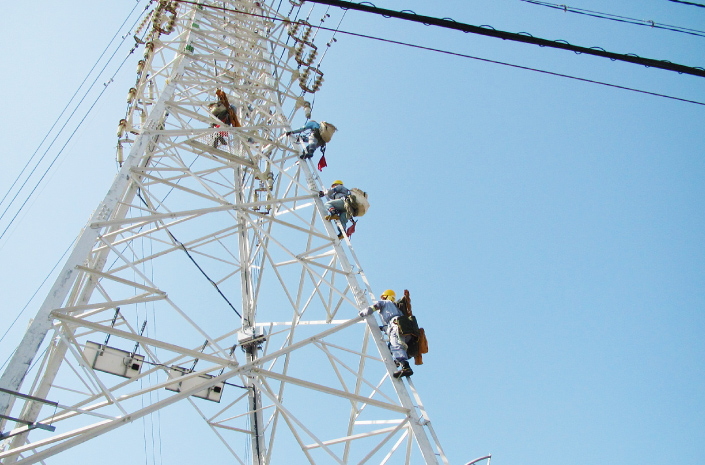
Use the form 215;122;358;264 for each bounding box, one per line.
358;289;413;378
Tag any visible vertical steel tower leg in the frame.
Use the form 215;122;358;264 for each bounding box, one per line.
0;2;448;464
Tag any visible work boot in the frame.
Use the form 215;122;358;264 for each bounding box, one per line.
337;233;344;240
392;361;413;379
324;209;339;221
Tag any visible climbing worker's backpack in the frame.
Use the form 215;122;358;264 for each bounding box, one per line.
397;314;422;361
395;290;429;365
344;188;370;218
209;102;229;120
396;314;420;337
211;89;241;127
396;289;412;317
318;121;337;143
394;289;419;340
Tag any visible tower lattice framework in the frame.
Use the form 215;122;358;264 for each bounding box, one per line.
0;2;448;463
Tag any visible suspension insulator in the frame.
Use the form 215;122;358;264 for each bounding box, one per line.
311;74;324;93
117;119;127;138
298;68;324;94
290;20;313;46
134;8;153;41
305;49;317;67
287;20;299;37
164;16;177;34
295;41;318;66
116;142;124;166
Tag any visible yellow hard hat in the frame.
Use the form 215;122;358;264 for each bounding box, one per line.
381;289;396;301
332;180;343;186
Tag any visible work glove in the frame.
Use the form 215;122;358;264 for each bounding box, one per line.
358;306;374;317
318;191;325;197
285;131;292;136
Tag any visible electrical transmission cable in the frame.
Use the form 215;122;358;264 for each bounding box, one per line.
325;26;705;106
668;0;705;8
0;6;149;243
302;0;705;77
0;239;76;346
133;189;243;318
519;0;705;38
0;1;148;218
184;2;705;106
0;48;141;243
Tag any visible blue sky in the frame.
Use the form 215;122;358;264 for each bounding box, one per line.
1;1;703;464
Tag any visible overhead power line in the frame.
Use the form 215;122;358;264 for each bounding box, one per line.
179;0;704;105
0;1;150;243
323;26;705;106
520;0;705;38
668;0;705;8
302;0;705;78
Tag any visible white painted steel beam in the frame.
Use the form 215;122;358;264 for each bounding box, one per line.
0;1;447;463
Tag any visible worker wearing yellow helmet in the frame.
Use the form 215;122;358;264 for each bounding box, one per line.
320;179;351;240
359;289;413;378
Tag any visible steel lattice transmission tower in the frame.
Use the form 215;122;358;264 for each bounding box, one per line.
0;1;447;463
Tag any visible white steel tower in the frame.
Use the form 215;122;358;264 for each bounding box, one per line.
0;1;447;463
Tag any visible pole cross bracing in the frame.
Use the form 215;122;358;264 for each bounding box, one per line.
0;1;447;464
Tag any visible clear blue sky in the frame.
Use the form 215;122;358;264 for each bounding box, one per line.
1;1;703;464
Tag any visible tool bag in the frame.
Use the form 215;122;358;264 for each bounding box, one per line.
412;328;429;365
318;121;337;143
344;188;370;218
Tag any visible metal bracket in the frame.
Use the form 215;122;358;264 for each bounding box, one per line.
0;388;58;440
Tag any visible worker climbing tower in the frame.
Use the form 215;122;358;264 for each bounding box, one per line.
0;1;447;463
